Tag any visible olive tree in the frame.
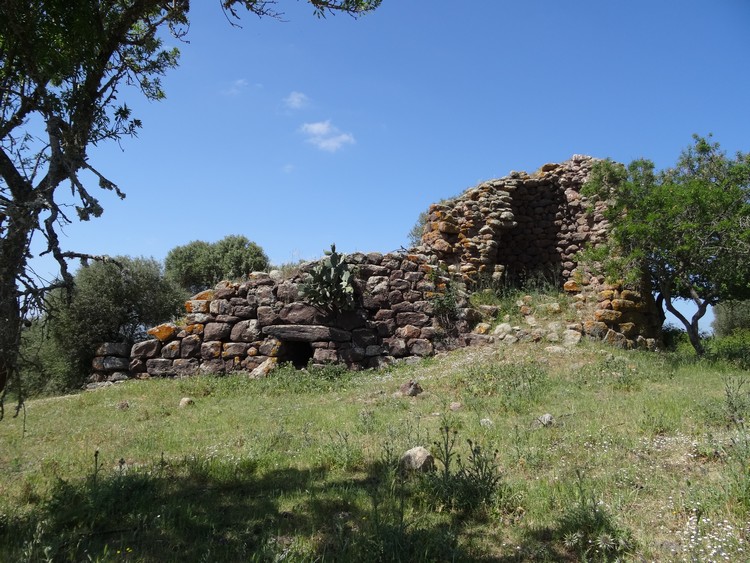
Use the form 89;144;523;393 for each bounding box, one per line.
20;256;183;394
583;135;750;355
0;0;382;405
165;235;269;294
713;300;750;338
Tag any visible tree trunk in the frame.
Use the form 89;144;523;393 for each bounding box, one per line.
662;295;707;356
0;279;21;395
685;324;706;356
0;193;37;396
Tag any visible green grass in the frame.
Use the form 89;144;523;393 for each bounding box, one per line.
1;342;749;561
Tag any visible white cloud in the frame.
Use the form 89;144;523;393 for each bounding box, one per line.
314;133;356;152
284;91;310;110
299;120;355;152
222;78;249;96
300;120;333;137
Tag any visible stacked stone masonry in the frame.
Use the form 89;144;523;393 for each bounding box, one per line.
422;155;607;282
90;156;664;382
122;252;478;379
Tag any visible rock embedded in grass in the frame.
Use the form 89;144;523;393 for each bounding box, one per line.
400;446;434;473
399;379;423;397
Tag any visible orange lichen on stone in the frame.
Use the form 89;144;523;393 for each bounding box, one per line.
437;221;459;234
431;239;454;254
563;280;581;293
185;300;210;314
583;320;609;337
147;323;178;342
595;309;622;323
620;290;641;301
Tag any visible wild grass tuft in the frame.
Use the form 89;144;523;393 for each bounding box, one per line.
456;361;548;412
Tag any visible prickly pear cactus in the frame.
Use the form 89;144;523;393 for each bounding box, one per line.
300;244;355;312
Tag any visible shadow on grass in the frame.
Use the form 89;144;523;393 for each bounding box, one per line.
0;455;493;562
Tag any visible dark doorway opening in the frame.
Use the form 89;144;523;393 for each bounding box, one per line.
281;341;314;369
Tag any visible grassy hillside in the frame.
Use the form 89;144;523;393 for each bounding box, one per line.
1;339;748;561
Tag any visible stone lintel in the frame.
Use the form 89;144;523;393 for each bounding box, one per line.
262;325;351;342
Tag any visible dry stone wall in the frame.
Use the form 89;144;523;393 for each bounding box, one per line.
92;251;481;381
90;155;664;384
420;155;662;346
421;155;607;282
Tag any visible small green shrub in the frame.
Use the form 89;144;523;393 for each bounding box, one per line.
419;425;511;515
406;210;429;248
723;376;750;426
18;256;184;395
425;268;462;334
713;300;750;338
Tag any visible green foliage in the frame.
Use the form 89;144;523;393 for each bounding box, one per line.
407;210;429;247
468;268;563;312
0;0;187;397
430;283;460;333
300;244;355;312
19;257;183;394
582;135;750;355
713;300;750;337
427;268;463;334
164;235;269;294
708;329;750;370
722;376;750;426
317;430;365;471
258;361;357;395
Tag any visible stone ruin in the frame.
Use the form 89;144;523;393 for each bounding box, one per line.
90;155;664;384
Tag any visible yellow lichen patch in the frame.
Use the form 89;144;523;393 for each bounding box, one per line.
431;239;454;254
618;322;638;337
611;299;636;311
620;289;641;301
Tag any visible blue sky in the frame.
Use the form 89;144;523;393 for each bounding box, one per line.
41;0;750;329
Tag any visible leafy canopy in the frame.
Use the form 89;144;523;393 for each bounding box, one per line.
20;257;183;395
0;0;381;398
582;135;750;354
165;235;269;294
713;300;750;338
